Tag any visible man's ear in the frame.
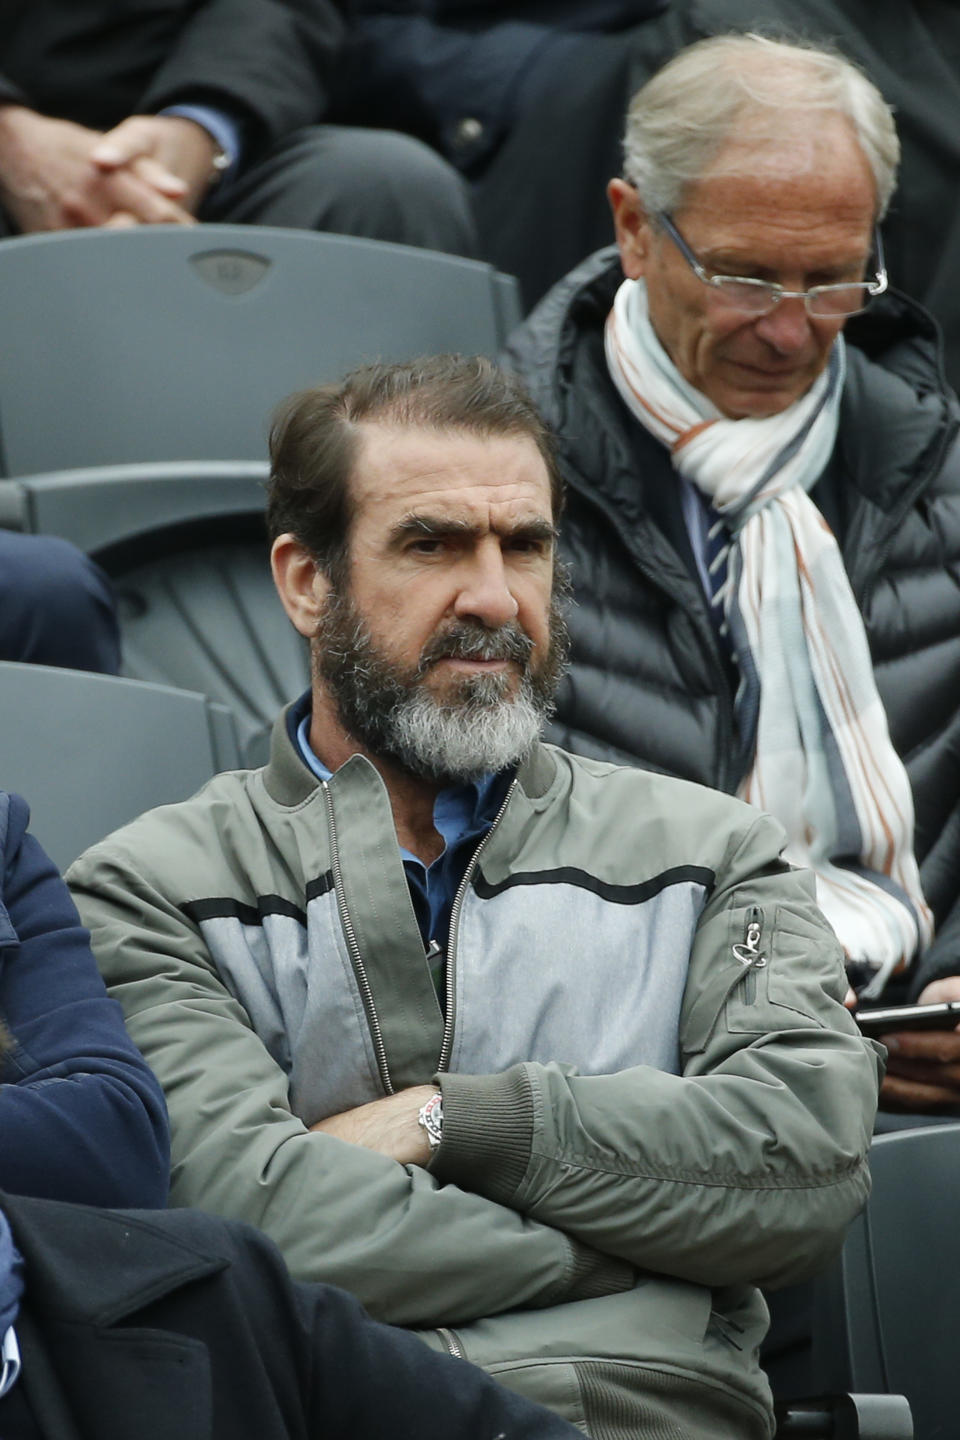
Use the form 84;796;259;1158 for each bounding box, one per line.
270;534;330;638
607;178;653;281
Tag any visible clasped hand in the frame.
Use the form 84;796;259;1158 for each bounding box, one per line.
0;107;221;233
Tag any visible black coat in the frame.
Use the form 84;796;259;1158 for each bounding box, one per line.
0;0;343;155
1;1190;580;1440
504;248;960;998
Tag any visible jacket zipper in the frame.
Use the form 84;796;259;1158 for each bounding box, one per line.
437;778;518;1073
732;906;766;1005
322;782;393;1094
436;1326;466;1359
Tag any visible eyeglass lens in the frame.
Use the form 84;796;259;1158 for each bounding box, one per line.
714;279;871;318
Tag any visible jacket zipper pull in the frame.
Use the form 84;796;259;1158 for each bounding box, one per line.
732;908;766;968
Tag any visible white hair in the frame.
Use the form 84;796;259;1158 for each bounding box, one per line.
622;33;900;219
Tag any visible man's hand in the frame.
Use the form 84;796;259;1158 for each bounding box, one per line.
310;1085;438;1165
91;115;221;217
0;105;196;232
880;976;960;1112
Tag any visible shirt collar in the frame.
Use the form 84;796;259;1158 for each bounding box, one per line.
294;710;506;858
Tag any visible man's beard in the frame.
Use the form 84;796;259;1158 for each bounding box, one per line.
313;589;569;785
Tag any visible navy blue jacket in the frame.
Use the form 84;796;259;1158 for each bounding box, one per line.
333;1;668;169
0;791;169;1207
1;1191;582;1440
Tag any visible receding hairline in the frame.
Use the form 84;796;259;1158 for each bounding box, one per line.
347;413;555;448
344;416;560;505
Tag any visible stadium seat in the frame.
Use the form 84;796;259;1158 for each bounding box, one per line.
115;521;306;768
0;662;240;869
0;226;523;477
0;466;299;765
810;1123;960;1440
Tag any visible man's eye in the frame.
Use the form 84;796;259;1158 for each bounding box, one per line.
409;538;445;555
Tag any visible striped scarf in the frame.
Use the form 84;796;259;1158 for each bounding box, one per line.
605;276;932;993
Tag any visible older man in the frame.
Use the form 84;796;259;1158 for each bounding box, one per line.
68;356;879;1439
504;33;960;1114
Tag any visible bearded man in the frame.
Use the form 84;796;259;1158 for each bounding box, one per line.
504;33;960;1115
68;356;880;1440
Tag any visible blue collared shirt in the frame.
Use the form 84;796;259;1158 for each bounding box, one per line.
159;104;243;182
295;712;511;989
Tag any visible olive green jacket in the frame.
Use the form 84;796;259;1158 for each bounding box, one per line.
68;711;882;1439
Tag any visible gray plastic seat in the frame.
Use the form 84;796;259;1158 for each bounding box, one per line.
0;226;523;477
114;527;308;768
0;464;303;766
0;662;240;870
812;1123;960;1439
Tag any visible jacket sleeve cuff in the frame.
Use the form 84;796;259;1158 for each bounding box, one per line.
431;1065;636;1302
431;1064;534;1205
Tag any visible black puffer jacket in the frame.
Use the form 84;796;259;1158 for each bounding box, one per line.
504;247;960;995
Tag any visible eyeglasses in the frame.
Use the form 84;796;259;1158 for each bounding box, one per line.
656;211;888;319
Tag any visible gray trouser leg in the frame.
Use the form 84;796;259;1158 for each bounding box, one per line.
202;125;479;257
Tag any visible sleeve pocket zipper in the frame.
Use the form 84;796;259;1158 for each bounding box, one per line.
732;906;766;1005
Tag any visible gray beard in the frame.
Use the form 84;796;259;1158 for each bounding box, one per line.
313;591;568;785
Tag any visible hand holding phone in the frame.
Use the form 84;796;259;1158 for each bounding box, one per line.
862;986;960;1114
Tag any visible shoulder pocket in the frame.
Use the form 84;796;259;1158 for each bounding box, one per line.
725;902;841;1035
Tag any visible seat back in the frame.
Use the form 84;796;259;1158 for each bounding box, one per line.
813;1123;960;1439
0;226;523;476
115;530;308;768
0;464;303;764
0;663;240;870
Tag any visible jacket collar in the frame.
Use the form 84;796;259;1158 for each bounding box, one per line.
0;1192;228;1328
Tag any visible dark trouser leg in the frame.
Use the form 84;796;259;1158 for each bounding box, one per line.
470;33;637;310
0;532;120;673
201;125;479;257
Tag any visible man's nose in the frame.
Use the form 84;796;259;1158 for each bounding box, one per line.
453;549;520;628
752;295;814;354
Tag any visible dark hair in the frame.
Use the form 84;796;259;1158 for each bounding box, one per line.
266;355;564;578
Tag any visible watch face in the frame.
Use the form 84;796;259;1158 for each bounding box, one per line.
419;1092;444;1148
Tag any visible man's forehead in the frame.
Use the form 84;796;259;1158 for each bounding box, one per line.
670;123;877;261
351;421;553;514
682;113;876;213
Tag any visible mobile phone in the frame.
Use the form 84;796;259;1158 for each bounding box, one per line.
854;1000;960;1038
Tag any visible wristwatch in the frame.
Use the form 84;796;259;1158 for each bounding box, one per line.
417;1091;444;1151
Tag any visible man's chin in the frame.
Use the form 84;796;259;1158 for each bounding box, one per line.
712;361;819;418
425;668;520;707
